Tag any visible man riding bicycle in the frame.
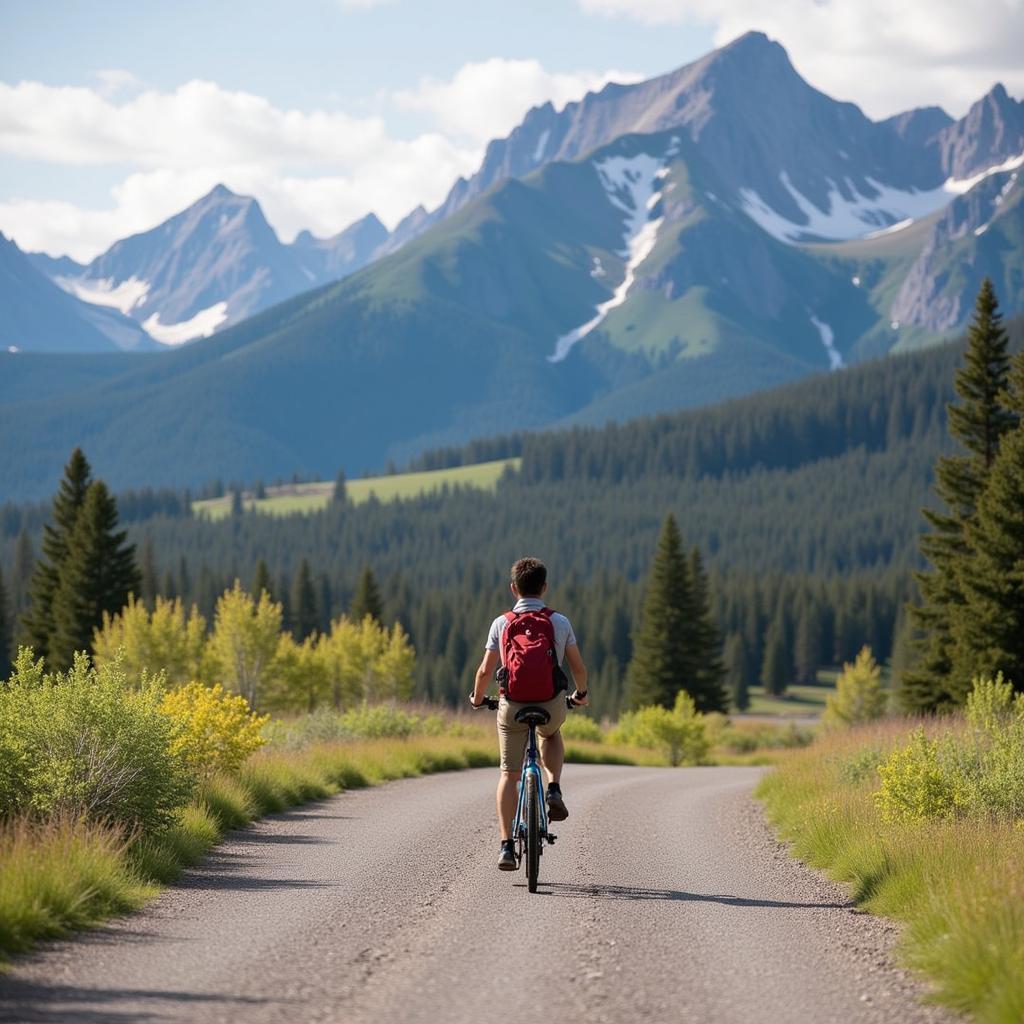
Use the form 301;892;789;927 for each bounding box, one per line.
470;557;589;871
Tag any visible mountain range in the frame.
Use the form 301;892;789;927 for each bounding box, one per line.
2;30;1023;499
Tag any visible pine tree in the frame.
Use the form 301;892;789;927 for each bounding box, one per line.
332;470;348;505
761;613;791;696
10;529;34;614
624;514;697;709
139;536;158;607
351;566;383;623
290;558;319;639
20;448;93;659
724;632;749;711
905;279;1016;711
793;599;822;684
687;548;728;711
252;559;273;600
48;481;141;669
950;422;1024;692
0;567;12;680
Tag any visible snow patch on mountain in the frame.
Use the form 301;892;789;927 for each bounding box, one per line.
143;302;228;346
741;151;1024;245
810;314;843;370
57;275;149;315
739;174;952;243
533;129;550;163
550;153;667;363
946;152;1024;195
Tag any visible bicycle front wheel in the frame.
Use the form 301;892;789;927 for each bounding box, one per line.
525;771;541;893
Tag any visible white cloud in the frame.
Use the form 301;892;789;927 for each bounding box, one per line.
576;0;1024;118
393;58;643;143
0;79;482;259
0;56;637;260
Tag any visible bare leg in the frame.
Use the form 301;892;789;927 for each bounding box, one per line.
539;731;564;786
497;770;521;840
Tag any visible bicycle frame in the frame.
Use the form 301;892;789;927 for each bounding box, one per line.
511;720;548;841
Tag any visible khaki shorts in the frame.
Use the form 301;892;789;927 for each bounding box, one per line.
497;693;567;772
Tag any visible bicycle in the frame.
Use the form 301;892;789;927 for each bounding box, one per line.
478;694;577;893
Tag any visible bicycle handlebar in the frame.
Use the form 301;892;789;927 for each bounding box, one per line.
472;694;582;711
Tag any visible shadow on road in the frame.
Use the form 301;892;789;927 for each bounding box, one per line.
0;982;273;1024
534;882;852;909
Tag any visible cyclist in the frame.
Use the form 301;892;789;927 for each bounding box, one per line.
470;557;589;871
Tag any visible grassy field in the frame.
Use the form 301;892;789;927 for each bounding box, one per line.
192;458;520;520
743;682;834;717
759;721;1024;1023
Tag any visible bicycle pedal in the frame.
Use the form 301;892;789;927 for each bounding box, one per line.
546;833;557;844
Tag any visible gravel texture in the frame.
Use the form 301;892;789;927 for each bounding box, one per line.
0;765;958;1024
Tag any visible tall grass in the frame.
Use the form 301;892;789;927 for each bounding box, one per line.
759;721;1024;1023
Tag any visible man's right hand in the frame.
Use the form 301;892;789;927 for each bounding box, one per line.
570;689;589;707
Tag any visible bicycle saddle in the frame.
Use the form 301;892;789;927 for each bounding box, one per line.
514;706;551;726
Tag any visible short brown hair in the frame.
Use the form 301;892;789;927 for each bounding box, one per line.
511;557;547;597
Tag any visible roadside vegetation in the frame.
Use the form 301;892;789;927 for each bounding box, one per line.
760;676;1024;1023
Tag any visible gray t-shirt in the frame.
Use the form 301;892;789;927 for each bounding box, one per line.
485;598;577;666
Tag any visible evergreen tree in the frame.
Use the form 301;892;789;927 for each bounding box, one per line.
905;280;1015;711
48;481;141;669
252;559;273;600
0;567;11;680
687;548;727;711
230;486;244;517
761;613;791;696
351;566;383;623
10;529;34;614
950;422;1024;692
139;535;158;607
177;556;191;602
624;514;697;709
793;599;822;684
290;558;319;639
20;448;93;659
332;470;348;505
724;632;749;711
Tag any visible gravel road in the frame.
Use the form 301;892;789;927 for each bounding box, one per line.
0;765;955;1024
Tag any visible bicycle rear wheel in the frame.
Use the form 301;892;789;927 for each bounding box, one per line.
525;772;541;893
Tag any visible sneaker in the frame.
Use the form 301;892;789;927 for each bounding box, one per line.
547;786;569;822
498;840;518;871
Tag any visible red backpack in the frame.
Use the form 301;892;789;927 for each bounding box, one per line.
500;608;559;702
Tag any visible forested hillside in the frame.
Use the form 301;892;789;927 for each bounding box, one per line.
3;318;1020;715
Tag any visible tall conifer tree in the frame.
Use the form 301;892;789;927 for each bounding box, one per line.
252;559;273;601
687;548;728;711
950;422;1024;691
48;481;140;669
20;448;93;659
351;567;383;623
624;514;697;709
290;558;319;639
904;279;1016;710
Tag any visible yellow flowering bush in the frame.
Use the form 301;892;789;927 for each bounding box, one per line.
874;728;955;822
161;682;269;783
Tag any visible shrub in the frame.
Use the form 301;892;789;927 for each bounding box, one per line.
610;692;709;765
823;646;887;728
0;650;191;833
875;728;955;822
160;682;269;784
560;715;604;744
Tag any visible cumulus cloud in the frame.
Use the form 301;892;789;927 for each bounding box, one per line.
0;78;483;259
577;0;1024;117
0;57;636;260
393;58;643;143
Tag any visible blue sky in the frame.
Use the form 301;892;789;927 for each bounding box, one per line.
2;0;1021;260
